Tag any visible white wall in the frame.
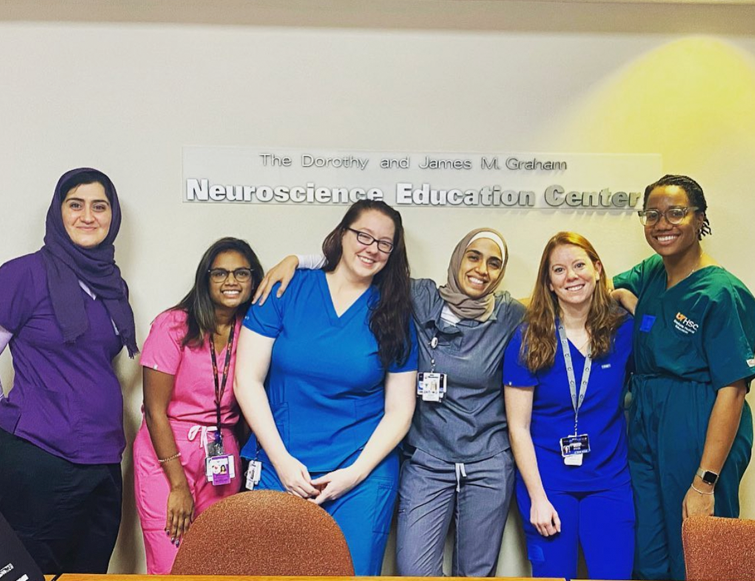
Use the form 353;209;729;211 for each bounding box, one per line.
2;1;755;574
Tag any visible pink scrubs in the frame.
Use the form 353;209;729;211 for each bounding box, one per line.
133;309;243;574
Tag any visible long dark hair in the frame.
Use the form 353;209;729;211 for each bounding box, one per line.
522;232;626;372
174;237;263;348
644;174;711;239
321;200;412;368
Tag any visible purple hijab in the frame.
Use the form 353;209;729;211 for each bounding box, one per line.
40;167;138;357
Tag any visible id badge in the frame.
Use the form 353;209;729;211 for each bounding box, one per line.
246;460;262;490
205;435;225;458
559;434;590;466
205;454;235;486
417;372;447;402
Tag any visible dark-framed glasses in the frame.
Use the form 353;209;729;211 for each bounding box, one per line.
208;267;253;283
638;206;698;227
347;228;394;254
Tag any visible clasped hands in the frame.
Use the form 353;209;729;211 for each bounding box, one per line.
273;453;363;505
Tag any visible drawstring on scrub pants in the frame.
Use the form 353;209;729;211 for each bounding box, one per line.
188;425;218;452
454;462;467;492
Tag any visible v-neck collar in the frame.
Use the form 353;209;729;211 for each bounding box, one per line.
662;264;718;294
316;269;376;327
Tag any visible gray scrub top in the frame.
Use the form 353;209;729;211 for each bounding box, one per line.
406;278;525;463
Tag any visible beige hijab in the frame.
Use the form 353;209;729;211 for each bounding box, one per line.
438;228;508;322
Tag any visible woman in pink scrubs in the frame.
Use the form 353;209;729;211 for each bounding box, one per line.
133;238;263;574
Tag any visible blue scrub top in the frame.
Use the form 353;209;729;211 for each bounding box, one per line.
240;269;417;472
503;318;633;492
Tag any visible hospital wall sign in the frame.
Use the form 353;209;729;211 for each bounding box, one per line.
183;147;662;211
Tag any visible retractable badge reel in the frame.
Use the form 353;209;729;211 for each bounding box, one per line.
417;336;447;402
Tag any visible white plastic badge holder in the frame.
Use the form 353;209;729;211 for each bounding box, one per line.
205;454;235;486
417;372;447;402
246;460;262;490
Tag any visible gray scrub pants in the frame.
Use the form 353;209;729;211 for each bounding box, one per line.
396;447;515;577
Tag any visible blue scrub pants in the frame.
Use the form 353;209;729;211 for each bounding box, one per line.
396;447;515;576
516;478;635;580
256;449;399;576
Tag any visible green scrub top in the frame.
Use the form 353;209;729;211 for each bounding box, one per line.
614;254;755;580
615;254;755;388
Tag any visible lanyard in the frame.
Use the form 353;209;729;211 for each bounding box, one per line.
209;321;236;437
557;322;592;435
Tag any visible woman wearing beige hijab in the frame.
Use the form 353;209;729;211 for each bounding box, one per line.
396;228;525;576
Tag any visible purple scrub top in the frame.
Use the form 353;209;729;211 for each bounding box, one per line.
0;252;125;464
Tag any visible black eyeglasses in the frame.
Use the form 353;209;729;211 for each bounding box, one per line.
207;268;253;283
347;228;394;254
637;206;699;226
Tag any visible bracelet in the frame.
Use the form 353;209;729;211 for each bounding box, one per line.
158;452;182;464
690;483;714;496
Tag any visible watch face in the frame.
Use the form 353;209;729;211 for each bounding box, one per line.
702;471;718;485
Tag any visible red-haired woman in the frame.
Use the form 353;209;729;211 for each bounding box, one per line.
503;232;634;580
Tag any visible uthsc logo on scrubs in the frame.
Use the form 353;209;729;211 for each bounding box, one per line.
674;312;699;335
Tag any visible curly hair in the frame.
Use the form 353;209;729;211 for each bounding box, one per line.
643;174;711;239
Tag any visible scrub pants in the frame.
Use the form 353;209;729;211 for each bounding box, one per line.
628;376;753;580
396;447;515;576
516;478;635;580
133;422;242;574
255;449;399;576
0;428;122;574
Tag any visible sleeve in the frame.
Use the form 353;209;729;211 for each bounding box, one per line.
702;282;755;390
243;281;286;338
502;295;527;335
296;254;327;270
503;325;538;388
0;257;40;333
0;324;11;354
409;278;435;318
139;310;185;374
613;257;652;295
389;318;419;373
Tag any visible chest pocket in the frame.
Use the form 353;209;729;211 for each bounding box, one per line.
649;305;702;368
434;331;463;353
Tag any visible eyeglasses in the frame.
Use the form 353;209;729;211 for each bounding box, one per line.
638;206;699;227
207;267;253;283
347;228;394;254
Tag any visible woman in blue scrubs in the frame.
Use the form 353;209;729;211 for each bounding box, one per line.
504;231;634;580
233;200;418;575
254;227;524;576
614;174;755;581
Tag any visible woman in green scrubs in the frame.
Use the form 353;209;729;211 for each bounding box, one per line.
614;174;755;581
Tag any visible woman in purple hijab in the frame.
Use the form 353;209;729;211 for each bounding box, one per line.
0;168;137;574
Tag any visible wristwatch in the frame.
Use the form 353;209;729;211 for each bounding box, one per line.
696;467;719;486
